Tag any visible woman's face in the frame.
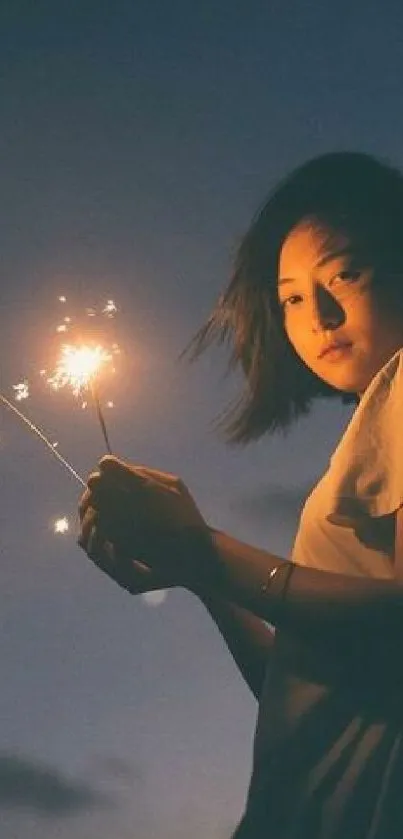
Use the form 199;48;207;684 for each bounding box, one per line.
277;220;403;397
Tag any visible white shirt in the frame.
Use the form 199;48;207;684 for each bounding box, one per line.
291;348;403;579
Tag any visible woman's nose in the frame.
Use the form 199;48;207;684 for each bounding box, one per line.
311;284;344;331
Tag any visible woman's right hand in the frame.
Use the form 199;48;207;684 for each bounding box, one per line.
78;456;217;594
78;499;172;596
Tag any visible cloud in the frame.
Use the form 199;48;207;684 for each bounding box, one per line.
0;752;113;818
230;480;314;527
92;754;137;781
87;752;146;786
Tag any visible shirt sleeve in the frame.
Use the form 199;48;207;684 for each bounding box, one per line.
325;348;403;525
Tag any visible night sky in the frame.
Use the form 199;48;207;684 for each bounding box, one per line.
0;2;402;836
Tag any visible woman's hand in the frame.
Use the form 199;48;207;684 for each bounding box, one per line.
78;501;172;595
78;456;219;593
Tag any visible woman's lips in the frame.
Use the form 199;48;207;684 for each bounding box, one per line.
320;343;353;361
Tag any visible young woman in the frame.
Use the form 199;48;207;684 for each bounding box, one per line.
79;151;403;838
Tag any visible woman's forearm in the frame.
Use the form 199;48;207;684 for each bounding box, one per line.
196;592;274;700
208;529;403;640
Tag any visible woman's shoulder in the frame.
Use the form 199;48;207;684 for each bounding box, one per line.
333;346;403;455
358;346;403;408
326;346;403;521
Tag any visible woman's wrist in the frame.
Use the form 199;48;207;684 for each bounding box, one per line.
200;528;295;622
183;527;228;597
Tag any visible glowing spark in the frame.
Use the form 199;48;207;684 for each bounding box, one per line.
106;401;114;408
13;381;29;401
48;344;112;397
103;299;117;317
47;298;119;453
58;296;67;303
54;517;70;534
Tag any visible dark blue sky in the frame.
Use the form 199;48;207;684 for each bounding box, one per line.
0;2;401;836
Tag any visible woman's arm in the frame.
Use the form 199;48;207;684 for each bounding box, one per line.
197;593;274;700
78;500;274;699
80;458;403;645
208;528;403;642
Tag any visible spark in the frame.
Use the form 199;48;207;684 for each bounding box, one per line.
13;381;29;401
58;296;67;303
46;298;119;452
103;299;117;317
53;517;70;534
106;401;114;408
47;344;112;397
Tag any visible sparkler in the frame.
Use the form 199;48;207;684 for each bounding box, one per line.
0;392;85;486
47;344;113;453
1;296;118;491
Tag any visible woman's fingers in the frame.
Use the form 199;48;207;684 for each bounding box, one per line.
78;472;110;521
79;489;148;567
98;456;147;489
81;459;174;528
98;456;179;492
78;487;93;522
79;521;163;595
78;457;210;591
78;506;98;549
80;478;140;535
86;522;108;563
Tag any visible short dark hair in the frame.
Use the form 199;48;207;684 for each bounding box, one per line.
183;151;403;444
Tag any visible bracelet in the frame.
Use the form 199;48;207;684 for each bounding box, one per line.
262;562;294;600
261;565;281;592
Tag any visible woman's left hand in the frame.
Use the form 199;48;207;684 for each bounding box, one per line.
78;456;219;592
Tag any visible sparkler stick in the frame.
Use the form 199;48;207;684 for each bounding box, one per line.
90;382;112;454
0;392;86;487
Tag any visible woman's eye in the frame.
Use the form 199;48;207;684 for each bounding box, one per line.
332;269;362;283
281;295;301;309
280;270;363;310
